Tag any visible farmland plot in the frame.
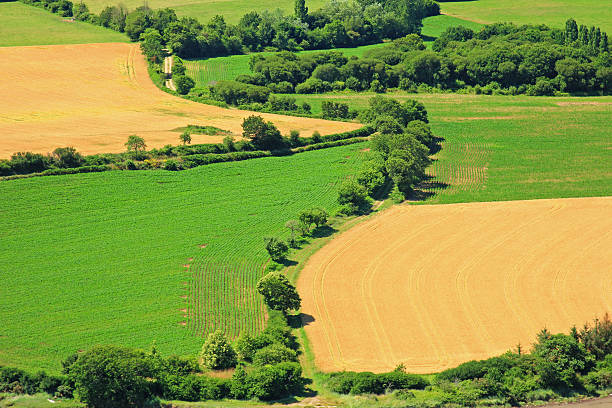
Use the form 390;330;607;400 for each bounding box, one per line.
0;42;359;159
0;143;366;372
298;197;612;373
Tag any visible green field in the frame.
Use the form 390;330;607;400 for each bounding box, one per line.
421;14;483;39
0;2;127;47
440;0;612;34
0;143;366;373
285;92;612;203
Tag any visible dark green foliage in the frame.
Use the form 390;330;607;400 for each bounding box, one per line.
253;344;298;366
174;75;196;95
210;80;271;105
240;362;303;400
69;345;157;408
298;207;328;234
321;100;351;119
533;331;595;388
51;147;84;168
578;313;612;360
327;370;428;395
0;366;66;396
337;179;372;215
8;152;53;174
264;237;289;261
361;96;428;126
256;272;301;313
241;115;285;151
140;28;165;62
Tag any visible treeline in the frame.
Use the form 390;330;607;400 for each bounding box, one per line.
1;311;304;405
0;122;374;179
228;20;611;95
19;0;438;60
321;314;612;406
335;96;438;214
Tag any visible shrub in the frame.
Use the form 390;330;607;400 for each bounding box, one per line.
243;362;303;400
52;147;84;168
200;331;237;370
253;344;298;366
69;345;157;408
321;101;350;119
337;179;372;215
174;75;196;94
210;80;271;105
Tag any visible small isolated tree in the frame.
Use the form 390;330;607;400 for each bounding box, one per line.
285;220;299;247
298;208;328;235
201;330;237;370
256;272;301;313
242;115;285;151
125;135;146;152
179;131;192;145
264;237;289;262
253;344;298;366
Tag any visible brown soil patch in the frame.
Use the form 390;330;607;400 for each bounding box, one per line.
0;43;360;158
199;244;208;248
298;197;612;373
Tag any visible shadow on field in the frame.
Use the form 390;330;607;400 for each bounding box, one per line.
311;225;337;238
411;174;450;201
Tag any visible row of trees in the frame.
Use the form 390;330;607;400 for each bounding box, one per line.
228;21;611;95
335;96;436;214
22;0;437;61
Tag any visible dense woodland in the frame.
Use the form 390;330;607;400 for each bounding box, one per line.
222;21;611;98
19;0;439;57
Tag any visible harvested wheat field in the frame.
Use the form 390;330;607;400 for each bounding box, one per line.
298;197;612;373
0;43;359;158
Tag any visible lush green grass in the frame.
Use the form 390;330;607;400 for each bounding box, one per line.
0;143;366;373
80;0;326;24
440;0;612;34
421;14;483;40
0;2;127;47
284;92;612;203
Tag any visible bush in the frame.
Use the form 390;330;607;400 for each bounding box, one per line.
243;362;303;400
69;345;157;408
200;331;237;370
337;179;372;215
210;80;271;105
327;370;427;395
253;344;298;366
321;101;350;119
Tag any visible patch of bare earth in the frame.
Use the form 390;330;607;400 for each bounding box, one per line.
0;43;360;158
297;197;612;373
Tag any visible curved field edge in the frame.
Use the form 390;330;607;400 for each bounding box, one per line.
0;2;128;47
296;197;612;374
0;42;359;159
0;142;367;373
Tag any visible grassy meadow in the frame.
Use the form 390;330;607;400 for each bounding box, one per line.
0;2;127;47
440;0;612;34
286;92;612;203
0;143;366;373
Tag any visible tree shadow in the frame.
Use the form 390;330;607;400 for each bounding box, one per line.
279;258;298;267
310;225;337;238
430;136;446;155
410;175;450;202
421;34;437;42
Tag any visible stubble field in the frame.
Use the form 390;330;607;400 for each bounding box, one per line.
0;42;358;159
298;197;612;373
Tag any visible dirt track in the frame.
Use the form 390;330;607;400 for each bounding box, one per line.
297;197;612;373
0;43;359;158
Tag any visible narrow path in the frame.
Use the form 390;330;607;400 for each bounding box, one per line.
164;55;176;92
